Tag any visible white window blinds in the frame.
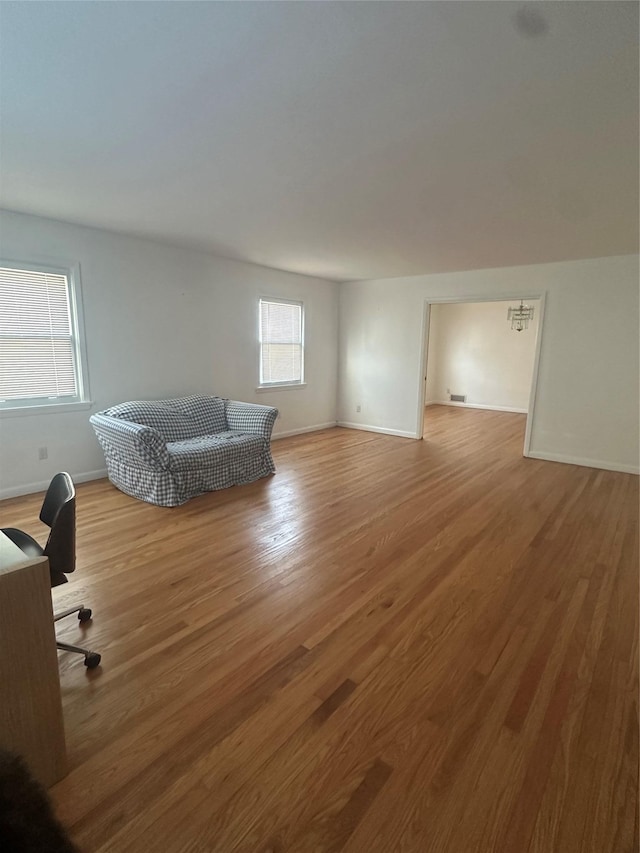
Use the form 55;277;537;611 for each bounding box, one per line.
0;266;80;405
259;299;304;385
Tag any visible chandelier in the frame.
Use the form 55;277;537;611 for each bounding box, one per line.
508;300;534;332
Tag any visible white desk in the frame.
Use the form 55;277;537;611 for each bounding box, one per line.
0;531;67;786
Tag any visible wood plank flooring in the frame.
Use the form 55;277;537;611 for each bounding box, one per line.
1;406;637;852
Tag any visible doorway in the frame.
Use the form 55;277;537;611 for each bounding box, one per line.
417;294;545;457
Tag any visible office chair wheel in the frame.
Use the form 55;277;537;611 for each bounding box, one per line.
78;608;92;622
84;652;101;669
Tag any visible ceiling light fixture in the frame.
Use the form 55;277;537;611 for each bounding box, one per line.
508;300;534;332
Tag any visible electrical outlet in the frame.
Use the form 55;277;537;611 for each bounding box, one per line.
38;446;48;460
356;404;361;413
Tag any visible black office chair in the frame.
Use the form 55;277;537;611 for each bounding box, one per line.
1;472;101;669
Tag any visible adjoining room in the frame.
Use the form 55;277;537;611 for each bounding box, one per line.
423;297;541;454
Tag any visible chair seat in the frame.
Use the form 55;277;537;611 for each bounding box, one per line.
1;527;44;559
0;527;67;587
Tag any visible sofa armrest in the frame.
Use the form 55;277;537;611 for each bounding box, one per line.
224;401;278;440
89;414;170;470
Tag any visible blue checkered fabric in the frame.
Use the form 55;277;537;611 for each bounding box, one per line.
90;395;278;506
104;395;227;440
225;401;278;440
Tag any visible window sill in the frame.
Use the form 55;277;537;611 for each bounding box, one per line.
0;401;94;418
255;383;307;393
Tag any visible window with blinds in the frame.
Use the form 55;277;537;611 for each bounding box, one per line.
0;265;85;408
259;298;304;386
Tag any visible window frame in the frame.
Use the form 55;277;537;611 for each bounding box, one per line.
0;258;92;416
257;297;306;391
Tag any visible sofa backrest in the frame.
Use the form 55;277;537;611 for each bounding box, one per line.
101;395;227;441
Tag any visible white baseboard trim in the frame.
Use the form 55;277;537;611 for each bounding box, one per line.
0;468;108;501
526;451;639;475
272;422;338;440
337;421;419;439
427;400;528;414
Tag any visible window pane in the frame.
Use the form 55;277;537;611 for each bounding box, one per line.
0;269;71;336
0;338;77;399
260;301;301;343
261;343;302;383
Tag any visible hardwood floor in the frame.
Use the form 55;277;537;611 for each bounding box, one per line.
1;406;637;852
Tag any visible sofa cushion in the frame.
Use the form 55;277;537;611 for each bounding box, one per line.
166;432;266;473
104;396;226;441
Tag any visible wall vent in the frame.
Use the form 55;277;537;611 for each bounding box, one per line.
450;394;466;403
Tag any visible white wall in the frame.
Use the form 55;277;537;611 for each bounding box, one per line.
0;210;338;497
338;255;640;473
425;300;539;412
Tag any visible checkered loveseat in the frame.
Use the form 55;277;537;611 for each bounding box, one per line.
90;395;278;506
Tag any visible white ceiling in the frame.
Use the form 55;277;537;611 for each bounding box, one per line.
0;1;637;282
